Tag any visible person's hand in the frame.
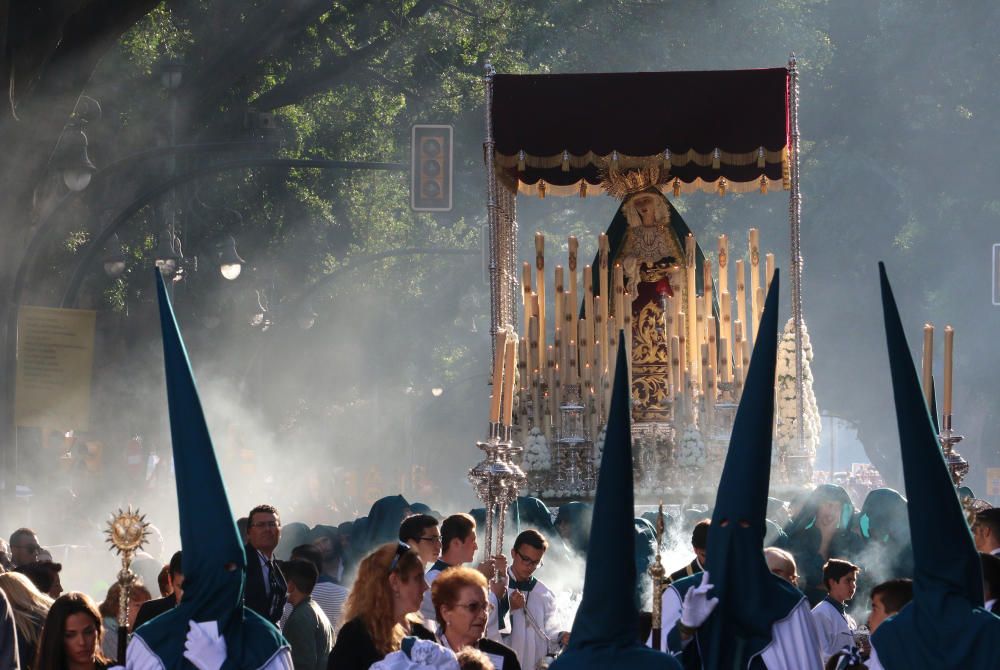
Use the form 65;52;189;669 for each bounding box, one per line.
183;620;227;670
493;553;508;576
510;590;526;610
679;571;719;629
477;559;496;580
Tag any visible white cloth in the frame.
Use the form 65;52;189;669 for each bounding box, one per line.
986;598;997;611
651;589;822;668
369;639;459;670
866;644;884;670
125;632;293;670
811;599;857;664
503;576;562;670
992;547;1000;556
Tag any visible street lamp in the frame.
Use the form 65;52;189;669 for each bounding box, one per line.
102;234;127;279
52;124;97;192
215;235;245;280
154;229;182;279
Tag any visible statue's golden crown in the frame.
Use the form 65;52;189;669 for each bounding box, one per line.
598;160;671;200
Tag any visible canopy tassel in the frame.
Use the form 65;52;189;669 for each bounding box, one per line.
712;148;721;170
518;149;526;172
561;150;570;172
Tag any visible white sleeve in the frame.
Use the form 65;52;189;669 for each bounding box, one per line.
659;586;684;651
486;591;504;641
125;635;165;670
759;599;824;670
420;572;438;628
540;587;563;638
259;647;293;670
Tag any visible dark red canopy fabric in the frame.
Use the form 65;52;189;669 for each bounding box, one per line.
491;68;789;191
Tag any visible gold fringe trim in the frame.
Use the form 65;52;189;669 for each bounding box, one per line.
496;146;787;172
511;175;787;198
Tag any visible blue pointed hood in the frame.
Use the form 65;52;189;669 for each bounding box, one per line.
135;271;284;669
870;263;1000;668
698;271;803;670
551;334;681;670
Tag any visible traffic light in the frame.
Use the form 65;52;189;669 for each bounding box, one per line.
411;124;453;212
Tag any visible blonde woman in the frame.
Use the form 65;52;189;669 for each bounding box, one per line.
328;542;435;670
0;572;53;670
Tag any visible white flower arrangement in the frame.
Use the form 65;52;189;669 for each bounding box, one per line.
593;423;607;470
775;317;821;463
676;425;707;469
523;426;551;472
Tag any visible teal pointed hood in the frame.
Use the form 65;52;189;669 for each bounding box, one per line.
871;263;1000;668
698;271;803;670
551;334;681;670
135;271;285;669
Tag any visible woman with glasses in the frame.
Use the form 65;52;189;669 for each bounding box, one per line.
431;568;521;670
328;542;434;670
34;592;114;670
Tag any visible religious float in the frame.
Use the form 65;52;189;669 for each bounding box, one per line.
467;60;816;527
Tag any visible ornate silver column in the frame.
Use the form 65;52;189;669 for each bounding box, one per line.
788;55;805;453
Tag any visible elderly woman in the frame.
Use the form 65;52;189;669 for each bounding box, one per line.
0;572;52;670
431;567;520;670
34;592;114;670
328;542;435;670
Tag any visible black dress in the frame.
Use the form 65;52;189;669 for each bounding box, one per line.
327;617;434;670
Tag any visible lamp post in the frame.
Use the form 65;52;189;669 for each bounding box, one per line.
215;235;245;280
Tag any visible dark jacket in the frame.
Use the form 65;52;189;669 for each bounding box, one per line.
666;558;701;585
327;618;434;670
477;638;522;670
133;594;177;630
243;543;287;624
283;598;332;670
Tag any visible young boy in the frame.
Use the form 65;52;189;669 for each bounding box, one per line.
866;578;913;634
811;558;860;663
281;559;334;670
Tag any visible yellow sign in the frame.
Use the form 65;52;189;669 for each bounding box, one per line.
987;467;1000;497
15;306;96;430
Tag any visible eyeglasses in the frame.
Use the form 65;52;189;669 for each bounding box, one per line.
515;549;543;568
251;521;280;529
389;542;411;573
416;535;442;544
453;600;493;617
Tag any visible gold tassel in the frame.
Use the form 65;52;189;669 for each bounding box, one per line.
611;149;620;172
717;177;727;197
518;150;526;172
662;149;671;171
760;175;768;194
712;148;721;170
757;147;765;169
672;177;681;197
538;181;546;199
579;181;588;198
561;150;570;172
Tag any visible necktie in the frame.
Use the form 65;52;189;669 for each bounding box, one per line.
266;560;281;619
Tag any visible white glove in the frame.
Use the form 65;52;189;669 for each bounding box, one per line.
183;620;227;670
679;570;719;629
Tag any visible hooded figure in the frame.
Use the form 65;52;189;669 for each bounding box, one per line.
554;502;593;557
130;271;289;670
363;496;412;552
776;484;861;605
656;272;823;669
867;264;1000;669
550;335;682;670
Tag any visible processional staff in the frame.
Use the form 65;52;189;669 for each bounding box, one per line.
105;507;151;664
648;502;667;651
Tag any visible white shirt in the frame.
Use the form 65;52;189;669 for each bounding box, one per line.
502;572;562;670
125;631;293;670
811;598;857;664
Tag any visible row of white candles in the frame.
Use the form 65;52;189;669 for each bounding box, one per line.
515;228;776;442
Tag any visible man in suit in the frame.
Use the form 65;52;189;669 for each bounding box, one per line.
666;519;708;585
244;503;287;624
134;551;184;629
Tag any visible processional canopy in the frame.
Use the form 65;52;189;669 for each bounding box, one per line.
491;68;791;197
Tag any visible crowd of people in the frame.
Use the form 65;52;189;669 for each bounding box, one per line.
1;491;997;670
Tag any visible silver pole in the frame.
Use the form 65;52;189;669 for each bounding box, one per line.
484;62;502;367
788;55;805;454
